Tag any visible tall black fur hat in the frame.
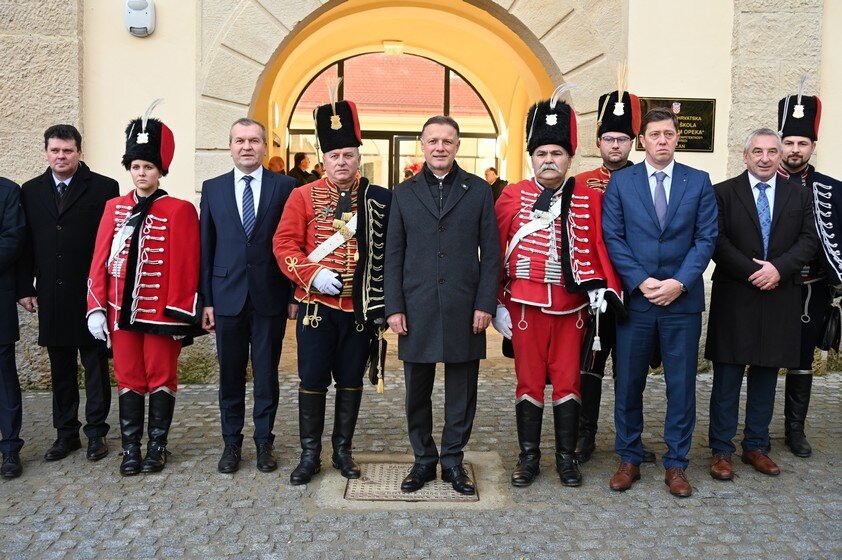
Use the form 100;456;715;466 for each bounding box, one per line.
526;84;577;156
778;76;821;141
314;79;362;154
596;91;641;139
121;99;175;176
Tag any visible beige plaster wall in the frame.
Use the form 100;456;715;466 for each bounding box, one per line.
0;1;83;185
81;1;198;202
819;0;842;178
627;0;734;184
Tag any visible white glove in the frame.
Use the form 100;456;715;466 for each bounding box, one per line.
87;311;108;342
312;269;343;296
588;288;607;313
492;305;513;339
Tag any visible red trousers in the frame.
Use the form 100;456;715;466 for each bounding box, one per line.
507;301;585;405
111;328;181;394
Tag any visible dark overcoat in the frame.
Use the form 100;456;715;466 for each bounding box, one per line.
0;178;25;345
384;164;501;363
17;162;119;346
704;172;818;368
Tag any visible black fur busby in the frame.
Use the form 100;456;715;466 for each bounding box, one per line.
121;99;175;176
596;91;641;139
314;100;362;154
526;85;578;156
778;76;822;141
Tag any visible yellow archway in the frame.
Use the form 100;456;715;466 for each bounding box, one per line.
250;0;557;181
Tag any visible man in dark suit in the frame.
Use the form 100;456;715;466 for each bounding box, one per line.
17;125;118;462
287;152;315;187
200;118;296;473
705;128;817;481
385;115;501;495
602;108;718;497
0;176;26;478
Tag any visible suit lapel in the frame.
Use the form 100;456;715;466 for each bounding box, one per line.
407;175;440;218
59;163;90;215
733;171;763;237
252;168;274;238
769;177;792;236
222;171;246;239
662;163;687;229
632;164;661;230
35;169;59;219
440;168;469;219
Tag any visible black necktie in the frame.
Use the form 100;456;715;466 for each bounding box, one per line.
57;182;68;198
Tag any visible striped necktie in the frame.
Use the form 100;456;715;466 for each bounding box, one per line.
242;175;255;237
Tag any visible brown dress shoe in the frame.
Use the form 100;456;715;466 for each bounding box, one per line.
741;449;780;476
609;462;640;491
710;452;733;481
664;467;692;497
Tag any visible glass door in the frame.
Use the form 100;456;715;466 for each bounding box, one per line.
393;135;424;186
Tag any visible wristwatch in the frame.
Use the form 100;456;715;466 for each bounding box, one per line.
677;280;687;293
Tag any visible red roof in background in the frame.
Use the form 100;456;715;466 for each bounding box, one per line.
293;54;488;120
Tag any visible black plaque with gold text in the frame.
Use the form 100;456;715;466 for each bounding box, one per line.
636;97;716;152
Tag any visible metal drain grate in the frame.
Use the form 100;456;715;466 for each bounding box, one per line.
344;462;479;502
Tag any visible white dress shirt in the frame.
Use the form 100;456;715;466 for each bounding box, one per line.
233;166;263;221
644;159;675;203
747;172;777;220
52;174;72;187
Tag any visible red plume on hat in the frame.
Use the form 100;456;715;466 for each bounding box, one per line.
122;98;175;176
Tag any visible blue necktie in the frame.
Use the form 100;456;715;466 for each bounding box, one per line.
57;182;68;198
653;171;667;228
242;175;255;238
756;182;771;258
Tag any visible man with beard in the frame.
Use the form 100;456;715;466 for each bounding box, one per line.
573;86;656;465
776;82;842;458
493;90;623;487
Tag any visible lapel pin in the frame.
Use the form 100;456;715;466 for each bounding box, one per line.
462;184;468;191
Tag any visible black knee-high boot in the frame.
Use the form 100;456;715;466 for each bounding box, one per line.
141;390;175;473
511;400;543;487
332;387;363;479
576;374;602;463
291;390;326;485
784;371;813;457
554;399;582;487
119;391;145;476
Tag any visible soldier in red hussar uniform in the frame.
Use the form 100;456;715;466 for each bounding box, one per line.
493;88;623;487
87;100;201;476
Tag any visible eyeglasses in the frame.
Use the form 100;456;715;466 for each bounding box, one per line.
601;135;632;145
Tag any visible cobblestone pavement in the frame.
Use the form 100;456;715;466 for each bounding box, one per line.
1;363;840;559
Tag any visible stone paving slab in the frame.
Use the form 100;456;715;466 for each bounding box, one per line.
0;371;840;559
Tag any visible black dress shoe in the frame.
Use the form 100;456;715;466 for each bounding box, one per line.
256;443;277;473
86;437;109;461
441;464;476;495
1;452;22;479
400;463;437;493
642;445;656;464
218;444;241;474
44;437;82;461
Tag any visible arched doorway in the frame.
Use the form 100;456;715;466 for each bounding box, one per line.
251;0;559;184
196;0;627;189
286;53;499;186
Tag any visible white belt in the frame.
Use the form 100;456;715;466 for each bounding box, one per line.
307;213;358;263
504;197;562;262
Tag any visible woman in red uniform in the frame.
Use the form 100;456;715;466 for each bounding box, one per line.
86;101;201;475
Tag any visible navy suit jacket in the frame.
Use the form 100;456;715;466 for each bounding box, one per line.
602;160;718;314
200;168;296;317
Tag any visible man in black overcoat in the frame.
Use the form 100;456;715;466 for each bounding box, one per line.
385;115;501;495
0;176;26;478
17;125;119;462
704;128;817;481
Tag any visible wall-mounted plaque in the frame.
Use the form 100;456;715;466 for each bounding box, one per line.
636;97;716;153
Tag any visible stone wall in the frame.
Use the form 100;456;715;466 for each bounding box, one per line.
727;0;824;177
0;0;84;185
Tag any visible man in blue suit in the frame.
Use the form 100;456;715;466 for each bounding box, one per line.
200;118;296;473
602;108;717;497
